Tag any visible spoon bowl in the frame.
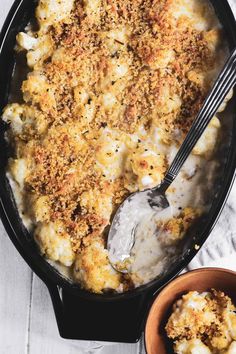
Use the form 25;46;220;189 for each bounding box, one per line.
107;186;170;271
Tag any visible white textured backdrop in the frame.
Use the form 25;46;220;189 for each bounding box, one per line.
0;1;236;353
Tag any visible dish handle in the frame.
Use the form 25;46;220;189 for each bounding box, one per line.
46;283;154;343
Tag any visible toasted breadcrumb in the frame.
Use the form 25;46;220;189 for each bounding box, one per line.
2;0;228;293
166;289;236;353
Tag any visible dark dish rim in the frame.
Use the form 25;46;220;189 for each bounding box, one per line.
0;0;236;303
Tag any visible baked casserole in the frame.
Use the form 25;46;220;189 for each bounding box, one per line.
1;0;232;293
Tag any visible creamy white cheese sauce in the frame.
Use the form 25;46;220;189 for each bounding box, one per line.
108;192;158;265
109;142;220;286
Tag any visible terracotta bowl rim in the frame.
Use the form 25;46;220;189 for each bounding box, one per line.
144;267;236;354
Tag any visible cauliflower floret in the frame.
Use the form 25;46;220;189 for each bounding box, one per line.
17;32;53;68
22;72;56;113
102;92;118;110
151;126;172;146
74;86;90;106
97;55;131;93
156;83;182;114
35;221;75;267
95;130;128;179
192;116;220;157
74;239;121;293
125;145;166;191
73;88;96;126
2;104;24;135
149;48;175;70
8;158;28;190
26;36;53;68
166;291;215;341
173;0;218;32
36;0;75;31
17;32;38;51
187;70;206;88
105;27;129;55
33;196;51;223
79;188;113;221
175;339;212;354
110;56;130;81
3;103;48;136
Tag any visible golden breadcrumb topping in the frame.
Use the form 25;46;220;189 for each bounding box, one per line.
166;289;236;354
2;0;228;293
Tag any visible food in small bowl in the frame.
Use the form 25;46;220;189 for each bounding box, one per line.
145;268;236;354
166;289;236;353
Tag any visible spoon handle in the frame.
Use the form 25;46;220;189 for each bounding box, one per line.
159;48;236;192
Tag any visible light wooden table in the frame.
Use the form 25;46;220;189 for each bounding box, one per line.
0;1;236;354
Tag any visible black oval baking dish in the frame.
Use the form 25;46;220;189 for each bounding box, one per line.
0;0;236;343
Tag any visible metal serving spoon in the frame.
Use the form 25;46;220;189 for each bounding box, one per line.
107;48;236;272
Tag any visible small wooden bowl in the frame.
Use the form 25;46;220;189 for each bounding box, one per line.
144;268;236;354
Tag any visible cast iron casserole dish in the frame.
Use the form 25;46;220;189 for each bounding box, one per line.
0;0;236;344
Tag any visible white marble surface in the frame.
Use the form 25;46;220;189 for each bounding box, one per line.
0;1;236;353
